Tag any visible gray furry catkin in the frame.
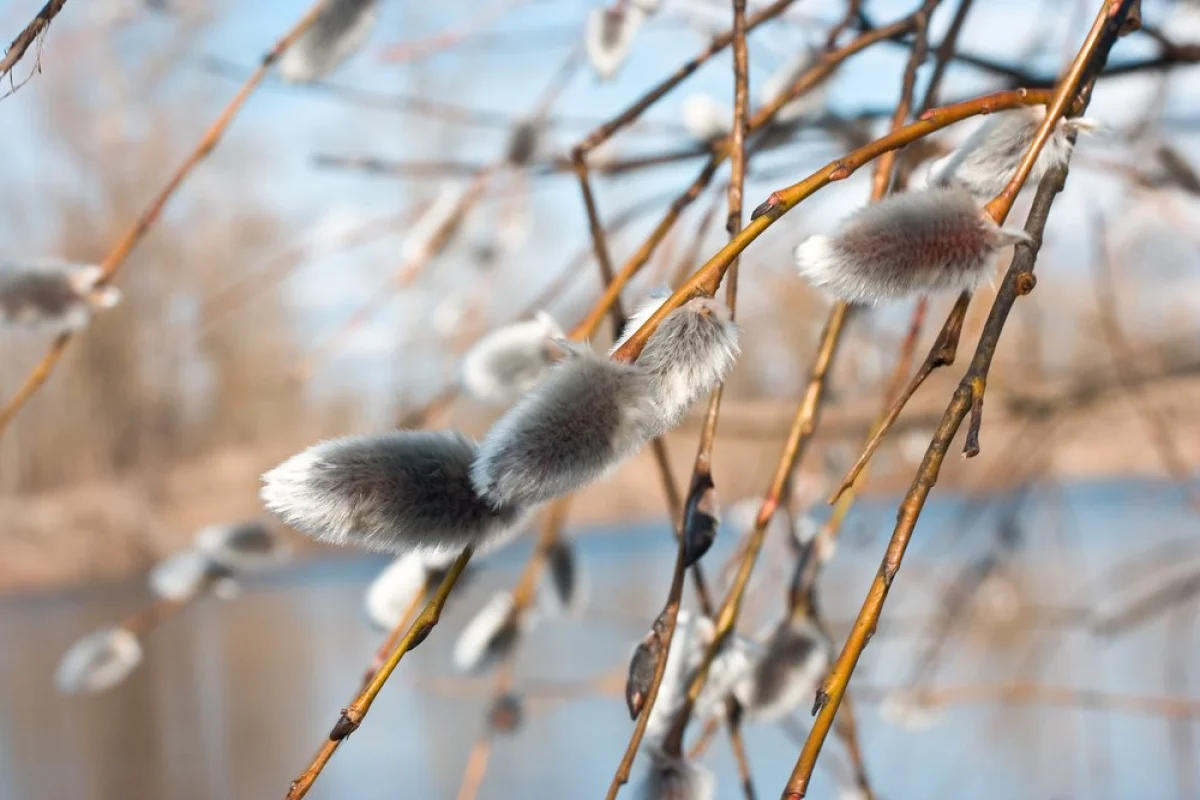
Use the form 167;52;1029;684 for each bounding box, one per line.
794;187;1030;305
471;350;661;508
914;106;1097;201
278;0;378;83
633;296;740;426
0;262;120;333
261;430;524;557
473;300;739;508
636;749;716;800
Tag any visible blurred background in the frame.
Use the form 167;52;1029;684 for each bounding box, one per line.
1;0;1199;798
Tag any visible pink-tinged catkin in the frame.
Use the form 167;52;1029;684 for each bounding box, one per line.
794;187;1031;305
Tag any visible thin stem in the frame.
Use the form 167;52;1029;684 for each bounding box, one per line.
453;501;569;800
286;548;473;799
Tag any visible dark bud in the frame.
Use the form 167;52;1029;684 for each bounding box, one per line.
506;121;540;166
626;611;668;719
488;693;524;734
682;473;719;568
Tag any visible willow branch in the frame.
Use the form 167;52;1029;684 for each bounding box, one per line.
286;548;473;799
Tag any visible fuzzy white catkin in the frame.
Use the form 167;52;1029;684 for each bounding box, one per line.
460;312;566;407
912;106;1098;201
0;262;120;334
636;749;716;800
261;430;526;557
610;288;672;354
56;627;143;694
682;93;733;142
633;296;740;427
471;349;663;508
585;5;647;81
278;0;378;83
794;187;1031;305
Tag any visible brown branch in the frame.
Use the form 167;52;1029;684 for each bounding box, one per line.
286;548;473;799
0;0;67;89
604;86;1055;364
781;6;1138;796
0;0;330;437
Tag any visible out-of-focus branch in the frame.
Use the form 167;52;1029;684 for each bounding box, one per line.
0;0;68;92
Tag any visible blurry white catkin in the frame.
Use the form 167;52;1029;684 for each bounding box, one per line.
261;430;527;557
453;590;533;674
733;616;830;723
643;611;712;742
794;187;1030;305
148;550;230;602
364;550;457;630
911;106;1098;200
682;93;733;142
56;627;143;694
195;519;289;573
0;262;120;334
278;0;379;83
636;748;716;800
460;312;567;407
585;5;647;80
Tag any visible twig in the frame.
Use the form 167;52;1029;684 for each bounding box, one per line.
781;5;1138;795
0;0;330;437
0;0;67;90
286;548;473;799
